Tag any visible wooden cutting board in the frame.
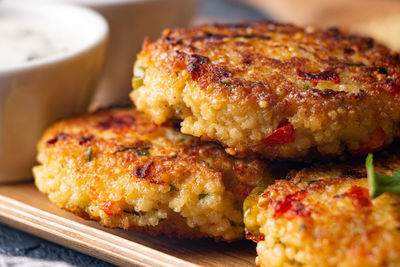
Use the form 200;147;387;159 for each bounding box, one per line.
0;182;256;267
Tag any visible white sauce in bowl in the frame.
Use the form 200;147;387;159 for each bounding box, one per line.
0;18;71;66
0;2;105;69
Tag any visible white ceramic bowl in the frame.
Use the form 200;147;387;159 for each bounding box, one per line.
34;0;198;107
0;2;108;182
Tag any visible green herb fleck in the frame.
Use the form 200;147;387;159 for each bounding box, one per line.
243;187;265;237
113;147;135;154
123;209;140;215
85;147;92;161
366;153;400;199
171;155;178;159
198;193;209;200
220;80;232;86
343;62;366;67
377;67;388;75
303;84;310;90
132;67;145;89
169;184;177;192
26;55;39;61
213;79;232;86
158;218;167;223
177;138;186;143
134;146;150;156
113;145;150;156
242;34;255;39
249;81;261;85
203;160;214;170
229;221;244;227
175;72;179;77
294;178;302;185
306;179;319;186
132;76;144;90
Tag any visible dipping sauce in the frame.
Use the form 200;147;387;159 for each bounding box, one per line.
0;17;78;67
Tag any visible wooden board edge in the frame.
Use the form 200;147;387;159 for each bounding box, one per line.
0;195;200;267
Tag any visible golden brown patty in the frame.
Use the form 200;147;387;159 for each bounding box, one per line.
130;21;400;160
244;153;400;266
33;108;273;241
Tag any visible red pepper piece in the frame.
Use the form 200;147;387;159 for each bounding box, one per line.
133;161;153;178
97;115;136;129
351;127;386;156
262;121;295;147
383;77;400;96
46;133;68;145
345;187;372;208
273;190;309;218
99;201;116;216
297;69;341;86
245;228;265;243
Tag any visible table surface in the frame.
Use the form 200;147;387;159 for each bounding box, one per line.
0;1;268;266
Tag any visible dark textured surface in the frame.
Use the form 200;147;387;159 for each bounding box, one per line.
0;1;267;266
0;223;114;266
199;0;268;21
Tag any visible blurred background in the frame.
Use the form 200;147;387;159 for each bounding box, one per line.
198;0;400;50
92;0;400;107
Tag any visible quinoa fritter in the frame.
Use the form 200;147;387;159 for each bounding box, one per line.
244;153;400;266
131;21;400;160
33;108;272;241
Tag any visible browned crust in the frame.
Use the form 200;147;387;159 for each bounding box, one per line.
142;21;400;106
35;108;271;241
66;208;208;240
39;108;267;187
135;21;400;159
250;151;400;266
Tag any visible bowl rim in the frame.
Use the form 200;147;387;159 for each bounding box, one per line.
0;1;109;75
47;0;177;8
69;0;159;6
19;0;198;10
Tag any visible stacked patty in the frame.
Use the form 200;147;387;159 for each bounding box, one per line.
130;21;400;160
34;108;272;241
35;20;400;266
243;152;400;267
